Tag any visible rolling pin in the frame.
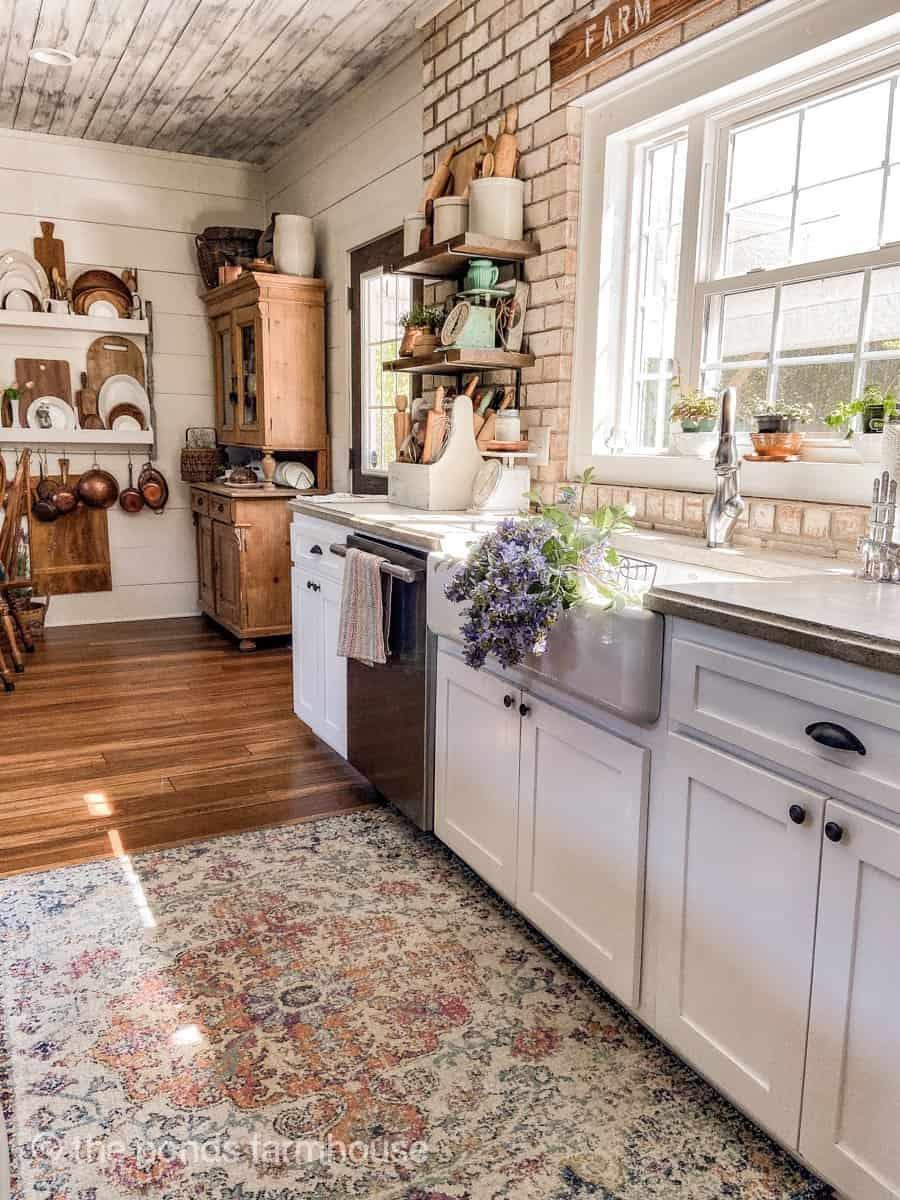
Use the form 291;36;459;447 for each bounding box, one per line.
394;395;411;460
422;386;446;464
492;107;520;178
423;143;458;207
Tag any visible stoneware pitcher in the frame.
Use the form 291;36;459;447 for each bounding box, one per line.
273;213;315;276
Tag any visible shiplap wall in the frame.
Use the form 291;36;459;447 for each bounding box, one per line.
264;48;423;489
0;127;265;625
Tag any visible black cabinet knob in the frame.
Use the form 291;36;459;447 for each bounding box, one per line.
503;694;514;708
824;821;844;843
310;544;322;555
805;721;866;756
789;804;806;825
519;703;531;718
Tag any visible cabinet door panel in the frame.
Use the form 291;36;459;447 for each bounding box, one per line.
234;304;262;443
212;520;242;629
196;514;214;614
319;576;347;757
517;698;648;1006
801;802;900;1200
212;315;236;437
291;565;322;730
434;650;520;902
657;735;824;1147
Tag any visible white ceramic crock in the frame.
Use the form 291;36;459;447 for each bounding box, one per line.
403;213;427;256
433;196;468;243
468;177;525;240
273;213;316;276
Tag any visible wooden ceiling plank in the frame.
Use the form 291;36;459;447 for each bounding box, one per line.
252;0;420;163
51;0;147;138
117;0;256;149
153;0;300;153
184;0;358;159
233;0;416;163
30;0;98;132
84;0;200;144
0;0;43;127
14;0;71;130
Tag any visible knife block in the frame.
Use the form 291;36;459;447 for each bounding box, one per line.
388;393;484;511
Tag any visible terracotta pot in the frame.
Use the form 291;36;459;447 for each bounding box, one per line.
399;326;425;357
411;332;440;358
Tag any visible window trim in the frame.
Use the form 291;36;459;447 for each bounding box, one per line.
570;0;900;505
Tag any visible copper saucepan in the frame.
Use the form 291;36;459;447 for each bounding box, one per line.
119;456;144;514
138;461;168;513
50;457;79;515
77;459;119;509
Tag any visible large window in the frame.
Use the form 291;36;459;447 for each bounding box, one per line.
598;45;900;452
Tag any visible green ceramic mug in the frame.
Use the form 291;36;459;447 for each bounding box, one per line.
465;258;499;290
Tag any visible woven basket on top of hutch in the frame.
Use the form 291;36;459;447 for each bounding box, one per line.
198;270;329;650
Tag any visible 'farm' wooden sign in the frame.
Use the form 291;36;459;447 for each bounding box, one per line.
550;0;697;83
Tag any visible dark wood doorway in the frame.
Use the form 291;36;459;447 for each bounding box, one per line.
349;230;421;495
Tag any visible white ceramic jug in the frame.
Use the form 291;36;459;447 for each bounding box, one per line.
273;213;315;276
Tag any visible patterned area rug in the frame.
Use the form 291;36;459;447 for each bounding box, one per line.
0;809;829;1199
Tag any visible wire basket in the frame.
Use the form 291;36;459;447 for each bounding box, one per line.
603;553;658;595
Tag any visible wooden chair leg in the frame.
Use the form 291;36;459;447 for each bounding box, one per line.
0;597;24;673
8;596;35;652
0;637;15;692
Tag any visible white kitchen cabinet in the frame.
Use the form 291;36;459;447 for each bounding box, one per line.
291;562;346;757
516;696;648;1006
801;802;900;1200
434;648;521;902
657;734;825;1148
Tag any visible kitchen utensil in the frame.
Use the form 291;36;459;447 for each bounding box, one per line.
492;106;520;177
748;432;804;461
394;395;411;460
433;195;468;243
422;143;459;207
26;395;77;431
86;333;145;392
33;221;67;292
273;461;314;489
3;288;40;312
403;214;426;256
51;266;70;302
97;374;150;424
35;453;55;501
119;455;144;513
0;250;49;299
422;387;447;465
468;176;525;240
138;461;168;511
32;456;60;523
74;287;131;318
71;269;132;303
77;461;119;509
0;271;45;306
15;358;73;425
106;402;147;431
30;480;112;595
76;372;104;429
476;410;497;449
51;457;79;515
465;259;500;290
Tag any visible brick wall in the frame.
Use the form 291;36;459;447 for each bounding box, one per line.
420;0;769;501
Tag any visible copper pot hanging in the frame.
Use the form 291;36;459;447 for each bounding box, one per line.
77;460;119;509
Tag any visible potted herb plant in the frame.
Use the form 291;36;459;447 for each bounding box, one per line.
753;400;813;434
826;385;898;462
670;392;718;432
398;304;445;358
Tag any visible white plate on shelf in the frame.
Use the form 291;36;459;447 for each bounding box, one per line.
97;374;150;423
0;251;49;299
109;412;143;432
274;461;314;490
3;288;38;312
26;395;77;431
0;270;45;306
86;298;119;318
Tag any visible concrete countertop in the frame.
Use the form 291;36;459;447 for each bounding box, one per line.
290;495;900;676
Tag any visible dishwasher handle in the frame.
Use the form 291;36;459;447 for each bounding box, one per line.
329;542;424;585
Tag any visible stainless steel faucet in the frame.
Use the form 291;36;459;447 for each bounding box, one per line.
706;387;745;548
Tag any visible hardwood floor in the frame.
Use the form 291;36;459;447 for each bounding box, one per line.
0;617;375;878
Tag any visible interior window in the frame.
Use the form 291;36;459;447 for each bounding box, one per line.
360;268;413;476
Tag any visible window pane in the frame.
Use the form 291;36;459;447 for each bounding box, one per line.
884;166;900;246
724;194;792;274
709;288;775;363
361;269;410;475
794;170;883;262
778;274;863;358
865;358;900;395
776;361;855;426
729;112;799;207
799;81;890;187
703;366;768;425
867;265;900;352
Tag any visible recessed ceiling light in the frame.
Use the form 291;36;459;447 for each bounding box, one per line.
29;46;78;67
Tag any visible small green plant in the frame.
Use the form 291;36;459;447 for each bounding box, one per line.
399;304;445;332
754;399;814;422
670;392;718;428
826;385;898;436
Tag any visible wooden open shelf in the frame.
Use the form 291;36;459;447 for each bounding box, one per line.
391;233;541;279
0;429;153;448
383;348;534;375
0;310;149;335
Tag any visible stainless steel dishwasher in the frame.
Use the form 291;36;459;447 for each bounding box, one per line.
337;533;434;831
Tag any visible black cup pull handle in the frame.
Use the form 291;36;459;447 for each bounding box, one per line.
805;721;866;756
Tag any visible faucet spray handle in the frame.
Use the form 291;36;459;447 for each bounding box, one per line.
714;387;740;473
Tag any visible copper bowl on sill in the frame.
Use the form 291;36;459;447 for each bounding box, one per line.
749;432;805;460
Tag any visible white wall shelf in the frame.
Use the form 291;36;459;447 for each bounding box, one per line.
0;429;153;448
0;310;149;336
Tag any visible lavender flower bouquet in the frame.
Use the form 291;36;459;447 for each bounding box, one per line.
445;471;635;670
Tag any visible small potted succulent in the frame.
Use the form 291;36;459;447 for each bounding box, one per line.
398;304;445;358
670;391;718;432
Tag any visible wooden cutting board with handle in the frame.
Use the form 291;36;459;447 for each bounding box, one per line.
76;370;104;429
85;334;145;393
33;221;67;292
14;358;73;426
29;474;112;595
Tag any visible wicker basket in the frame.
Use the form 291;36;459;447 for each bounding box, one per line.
14;596;49;639
195;226;262;289
181;443;226;483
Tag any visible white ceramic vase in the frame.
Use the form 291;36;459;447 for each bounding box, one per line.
273;213;315;276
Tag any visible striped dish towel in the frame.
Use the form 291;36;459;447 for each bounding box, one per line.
336;548;392;666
